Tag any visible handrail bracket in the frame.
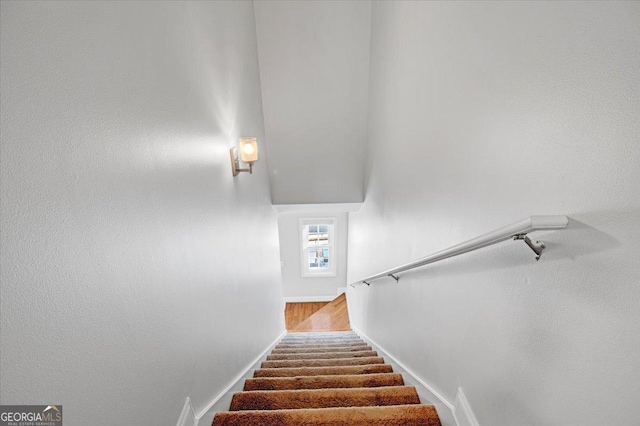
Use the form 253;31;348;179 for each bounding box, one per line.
363;281;371;286
388;274;400;283
513;234;546;261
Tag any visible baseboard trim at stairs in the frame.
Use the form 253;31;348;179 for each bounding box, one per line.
194;329;287;423
176;397;196;426
351;326;458;426
454;387;480;426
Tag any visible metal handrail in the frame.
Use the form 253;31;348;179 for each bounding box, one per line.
351;215;569;287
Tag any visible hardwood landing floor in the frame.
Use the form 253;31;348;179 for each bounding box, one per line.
288;294;351;332
285;302;328;330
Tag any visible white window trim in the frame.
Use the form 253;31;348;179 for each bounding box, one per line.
299;217;337;278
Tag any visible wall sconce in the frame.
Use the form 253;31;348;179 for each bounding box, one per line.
230;137;258;177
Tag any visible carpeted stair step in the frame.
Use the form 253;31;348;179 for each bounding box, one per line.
266;350;378;360
281;334;360;339
278;339;366;346
212;331;442;426
271;345;372;354
261;356;384;369
243;373;405;391
280;334;362;342
212;404;442;425
281;332;358;338
281;334;362;340
229;386;421;411
275;342;369;349
254;364;394;377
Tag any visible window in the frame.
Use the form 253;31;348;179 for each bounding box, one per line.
300;218;337;277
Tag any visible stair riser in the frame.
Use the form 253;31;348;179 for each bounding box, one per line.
254;364;394;377
271;346;372;354
261;357;384;369
282;334;358;338
275;342;367;349
277;340;368;346
243;373;405;391
229;386;420;411
285;332;358;337
212;405;442;426
280;337;364;343
267;351;377;360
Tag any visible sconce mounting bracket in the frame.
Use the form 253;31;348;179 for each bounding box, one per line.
230;147;253;177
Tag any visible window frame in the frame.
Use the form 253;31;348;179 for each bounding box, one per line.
299;217;337;278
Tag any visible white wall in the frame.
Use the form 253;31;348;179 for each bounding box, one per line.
347;2;640;425
254;1;371;205
0;2;284;425
278;212;348;299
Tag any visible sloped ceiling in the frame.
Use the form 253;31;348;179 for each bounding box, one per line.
254;1;372;205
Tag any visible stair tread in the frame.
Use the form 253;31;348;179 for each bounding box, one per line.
267;350;377;360
275;343;369;349
243;373;405;391
213;331;441;425
212;404;442;426
278;342;366;347
286;332;358;336
271;345;372;354
230;386;420;411
254;364;394;377
261;356;384;369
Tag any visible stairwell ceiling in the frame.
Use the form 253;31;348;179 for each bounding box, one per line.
254;1;372;205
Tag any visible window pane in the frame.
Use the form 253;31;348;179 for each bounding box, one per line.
307;247;330;270
317;232;329;245
301;221;335;276
306;224;331;247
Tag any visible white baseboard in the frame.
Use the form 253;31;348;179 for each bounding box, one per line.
351;326;457;426
176;397;196;426
194;329;287;422
453;387;480;426
283;295;336;302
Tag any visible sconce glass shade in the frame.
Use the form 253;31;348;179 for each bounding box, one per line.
239;137;258;163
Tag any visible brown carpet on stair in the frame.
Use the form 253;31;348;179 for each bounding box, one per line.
277;341;366;346
230;386;421;410
271;345;372;354
280;335;361;342
274;344;369;351
261;356;384;369
278;339;365;346
212;405;442;426
254;364;394;377
243;373;405;391
213;331;441;426
267;350;378;360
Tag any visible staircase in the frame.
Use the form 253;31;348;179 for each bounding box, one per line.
212;331;442;425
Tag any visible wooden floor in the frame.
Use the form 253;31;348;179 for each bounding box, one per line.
288;293;351;332
285;302;328;330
